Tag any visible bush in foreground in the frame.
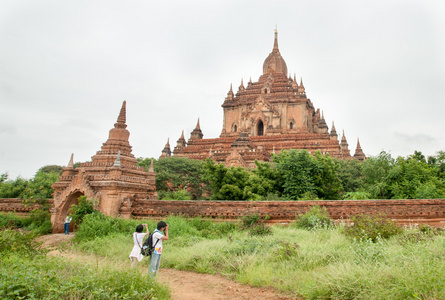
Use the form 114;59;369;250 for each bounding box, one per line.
344;213;402;242
295;205;333;230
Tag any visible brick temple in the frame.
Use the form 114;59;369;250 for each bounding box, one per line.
161;30;366;167
50;101;156;232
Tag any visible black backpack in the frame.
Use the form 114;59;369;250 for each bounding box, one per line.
141;233;160;257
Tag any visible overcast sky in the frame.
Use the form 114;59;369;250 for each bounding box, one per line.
1;0;444;179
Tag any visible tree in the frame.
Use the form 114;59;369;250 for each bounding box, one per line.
137;157;205;199
0;175;29;198
361;151;395;199
201;159;251;200
361;150;445;199
23;170;60;202
313;152;343;200
38;165;63;175
335;158;365;193
273;150;322;200
243;160;284;200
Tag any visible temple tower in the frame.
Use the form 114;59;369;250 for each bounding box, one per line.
162;30;365;166
353;138;366;161
51;101;157;232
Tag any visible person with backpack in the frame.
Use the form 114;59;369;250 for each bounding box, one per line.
129;223;149;268
148;221;169;278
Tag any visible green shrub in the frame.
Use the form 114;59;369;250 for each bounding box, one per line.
248;223;273;236
0;254;169;300
69;195;99;225
241;213;261;227
295;205;333;230
398;224;443;244
0;210;51;235
344;213;402;242
0;212;25;228
342;191;371;200
73;212;142;243
158;189;192;200
273;240;299;261
0;229;45;256
27;209;52;235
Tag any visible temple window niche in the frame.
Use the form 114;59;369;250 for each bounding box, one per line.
233;125;237;132
290;122;294;130
257;120;264;136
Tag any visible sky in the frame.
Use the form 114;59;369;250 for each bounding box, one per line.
1;0;445;179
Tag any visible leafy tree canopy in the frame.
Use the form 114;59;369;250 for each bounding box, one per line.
137;157;205;199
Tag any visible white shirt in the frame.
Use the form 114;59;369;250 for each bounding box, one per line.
152;229;164;254
129;232;147;261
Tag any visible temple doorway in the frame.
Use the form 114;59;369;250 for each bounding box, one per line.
60;191;84;233
257;120;264;136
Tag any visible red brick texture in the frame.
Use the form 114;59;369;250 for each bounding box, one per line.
2;198;444;227
0;198;53;216
131;199;445;227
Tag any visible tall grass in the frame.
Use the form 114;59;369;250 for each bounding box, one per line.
0;229;169;300
0;253;169;299
160;224;445;299
0;210;52;235
69;212;445;299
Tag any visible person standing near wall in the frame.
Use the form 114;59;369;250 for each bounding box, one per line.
64;215;72;235
148;221;169;278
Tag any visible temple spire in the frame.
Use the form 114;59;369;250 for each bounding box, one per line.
353;138;366;161
238;78;245;92
67;153;74;168
148;159;154;173
330;121;338;140
190;118;204;140
226;83;234;101
117;101;126;123
263;28;287;75
113;150;121;167
273;28;279;52
160;138;172;158
318;111;328;134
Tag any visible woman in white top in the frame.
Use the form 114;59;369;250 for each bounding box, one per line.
129;223;149;268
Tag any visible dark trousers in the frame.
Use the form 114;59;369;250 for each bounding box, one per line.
64;223;70;234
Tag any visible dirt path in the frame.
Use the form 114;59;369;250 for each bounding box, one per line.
38;234;293;300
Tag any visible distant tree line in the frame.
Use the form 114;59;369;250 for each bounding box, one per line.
2;150;444;201
0;165;62;204
138;150;445;200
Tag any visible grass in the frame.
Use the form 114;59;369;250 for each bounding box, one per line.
67;212;445;299
0;214;169;300
3;211;445;299
159;224;445;299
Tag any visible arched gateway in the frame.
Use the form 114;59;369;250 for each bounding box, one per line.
51;101;157;233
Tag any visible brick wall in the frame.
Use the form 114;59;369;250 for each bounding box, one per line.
132;199;445;227
0;198;53;216
2;198;444;227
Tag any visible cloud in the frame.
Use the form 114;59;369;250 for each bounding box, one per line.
394;133;436;145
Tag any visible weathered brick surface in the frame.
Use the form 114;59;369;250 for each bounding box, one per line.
3;198;444;227
0;198;54;216
131;199;445;227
